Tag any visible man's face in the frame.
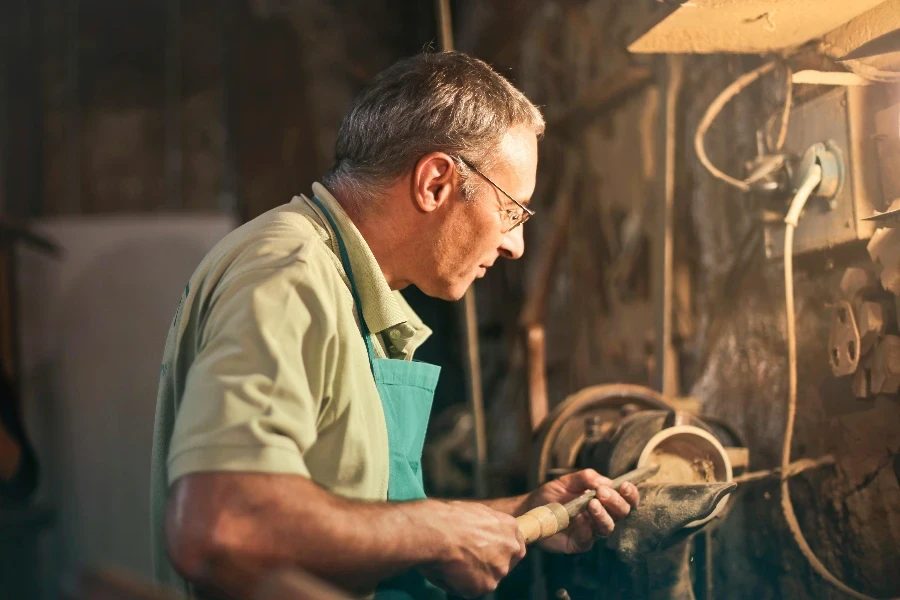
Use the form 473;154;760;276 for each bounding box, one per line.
421;126;538;301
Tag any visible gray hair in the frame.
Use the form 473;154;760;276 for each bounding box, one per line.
322;51;544;206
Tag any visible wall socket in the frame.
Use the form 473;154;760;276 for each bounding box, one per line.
763;86;884;259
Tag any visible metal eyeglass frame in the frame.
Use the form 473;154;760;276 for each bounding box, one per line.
456;156;534;232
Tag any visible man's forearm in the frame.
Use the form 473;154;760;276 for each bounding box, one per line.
167;472;452;595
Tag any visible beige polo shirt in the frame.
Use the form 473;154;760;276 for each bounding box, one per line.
150;183;432;594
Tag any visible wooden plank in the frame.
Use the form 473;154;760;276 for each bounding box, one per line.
628;0;887;54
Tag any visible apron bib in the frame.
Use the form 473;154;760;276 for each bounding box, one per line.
309;196;446;600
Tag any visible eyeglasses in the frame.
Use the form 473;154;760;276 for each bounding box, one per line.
456;156;534;233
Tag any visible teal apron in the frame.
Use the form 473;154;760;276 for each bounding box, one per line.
309;196;447;600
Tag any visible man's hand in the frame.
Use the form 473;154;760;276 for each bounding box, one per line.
525;469;640;554
419;501;526;598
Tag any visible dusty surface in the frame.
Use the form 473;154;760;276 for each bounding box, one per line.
821;0;900;81
629;0;887;54
648;446;718;484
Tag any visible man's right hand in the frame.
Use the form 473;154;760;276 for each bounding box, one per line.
167;473;527;597
418;500;526;598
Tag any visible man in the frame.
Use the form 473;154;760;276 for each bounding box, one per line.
151;51;639;599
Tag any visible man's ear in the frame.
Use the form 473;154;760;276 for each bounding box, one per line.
412;152;457;213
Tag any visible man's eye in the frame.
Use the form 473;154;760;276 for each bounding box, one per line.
509;211;521;222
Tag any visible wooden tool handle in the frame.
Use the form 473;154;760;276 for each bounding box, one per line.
517;464;660;545
516;502;569;544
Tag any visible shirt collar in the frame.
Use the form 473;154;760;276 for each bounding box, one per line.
296;183;430;346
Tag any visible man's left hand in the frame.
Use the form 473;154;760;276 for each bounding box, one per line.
524;469;640;554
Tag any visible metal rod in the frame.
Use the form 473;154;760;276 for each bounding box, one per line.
701;529;715;600
164;0;182;210
653;54;684;396
461;292;487;499
434;0;488;500
435;0;454;52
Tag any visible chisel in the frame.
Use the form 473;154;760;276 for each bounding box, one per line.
516;464;660;544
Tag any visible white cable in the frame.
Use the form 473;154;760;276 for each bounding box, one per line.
694;60;778;192
782;165;821;229
766;63;793;153
782;164;898;600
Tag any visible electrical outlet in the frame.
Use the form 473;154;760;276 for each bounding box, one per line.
763;86;884;259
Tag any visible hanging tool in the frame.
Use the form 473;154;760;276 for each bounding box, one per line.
517;465;660;544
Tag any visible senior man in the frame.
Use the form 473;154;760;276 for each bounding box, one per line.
151;51;639;599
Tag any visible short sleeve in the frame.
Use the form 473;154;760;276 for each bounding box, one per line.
167;255;340;484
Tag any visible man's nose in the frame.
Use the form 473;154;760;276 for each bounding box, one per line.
499;226;525;260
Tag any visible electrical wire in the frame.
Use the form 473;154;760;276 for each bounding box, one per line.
766;63;793;153
782;164;898;600
694;59;780;192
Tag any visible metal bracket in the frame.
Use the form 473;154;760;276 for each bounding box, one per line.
829;300;861;376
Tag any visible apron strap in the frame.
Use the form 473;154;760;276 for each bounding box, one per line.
308;196;378;373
